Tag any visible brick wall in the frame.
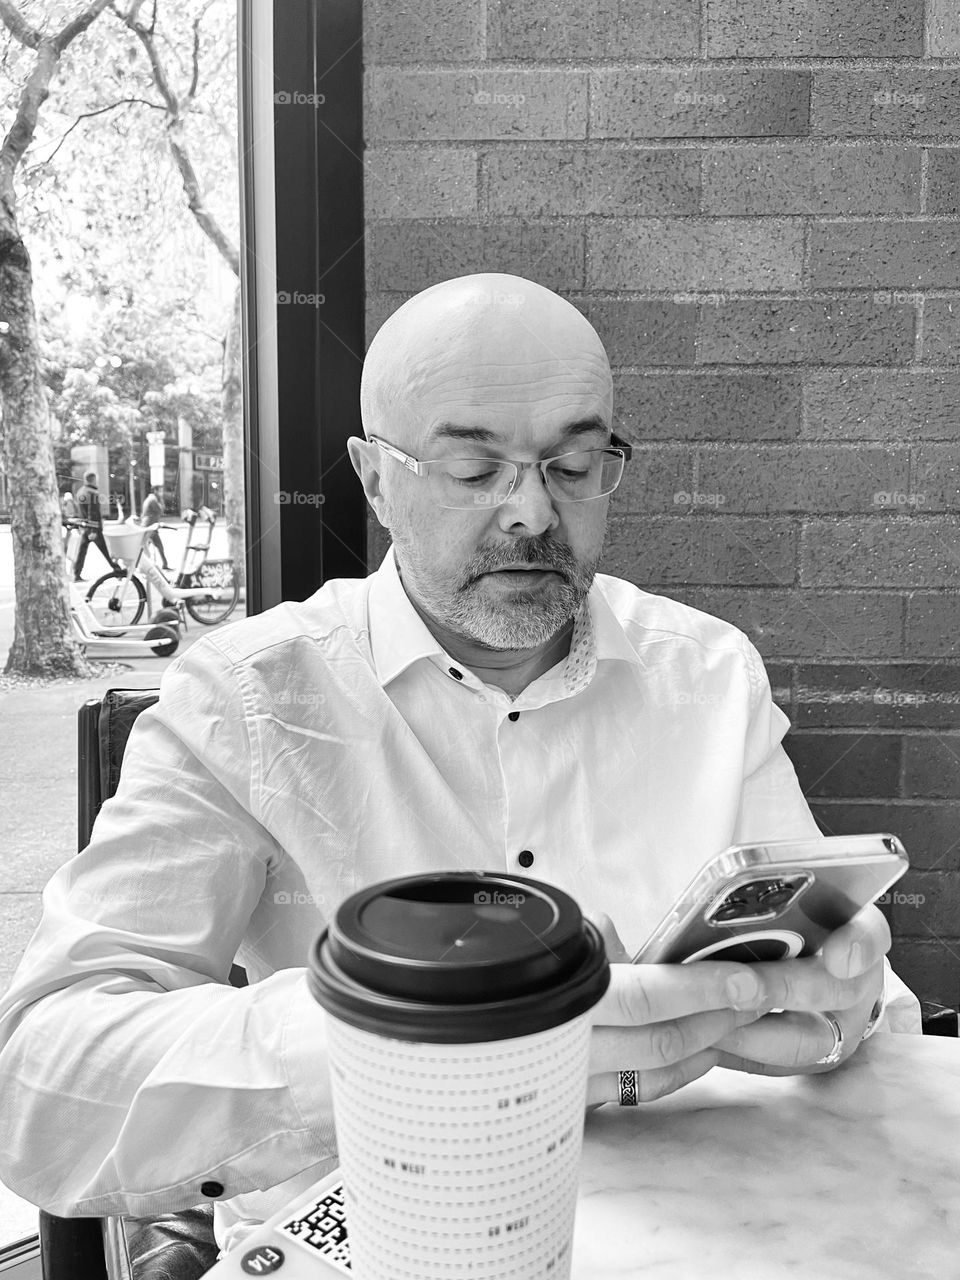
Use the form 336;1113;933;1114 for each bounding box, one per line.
362;0;960;1007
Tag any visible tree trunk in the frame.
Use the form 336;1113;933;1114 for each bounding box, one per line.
0;0;112;676
221;281;244;589
0;214;90;675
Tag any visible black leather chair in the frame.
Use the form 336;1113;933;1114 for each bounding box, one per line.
38;688;247;1280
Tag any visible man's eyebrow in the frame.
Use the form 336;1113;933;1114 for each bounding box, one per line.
426;417;609;447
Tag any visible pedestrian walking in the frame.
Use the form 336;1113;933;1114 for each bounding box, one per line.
60;485;79;554
139;485;171;570
73;471;115;581
59;486;78;523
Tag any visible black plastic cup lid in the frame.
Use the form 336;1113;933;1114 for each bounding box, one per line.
308;871;610;1043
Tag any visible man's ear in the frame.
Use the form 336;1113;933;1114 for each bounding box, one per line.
346;436;390;528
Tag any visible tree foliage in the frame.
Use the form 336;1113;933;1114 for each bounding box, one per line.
0;0;238;673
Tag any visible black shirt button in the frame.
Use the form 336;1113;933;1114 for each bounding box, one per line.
200;1181;224;1198
508;711;520;721
518;850;534;868
448;667;463;680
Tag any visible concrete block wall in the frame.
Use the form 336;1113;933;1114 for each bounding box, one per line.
362;0;960;1006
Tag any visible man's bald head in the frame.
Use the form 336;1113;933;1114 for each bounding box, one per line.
360;274;612;452
349;274;620;658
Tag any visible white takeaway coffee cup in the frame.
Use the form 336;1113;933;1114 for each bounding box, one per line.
307;871;610;1280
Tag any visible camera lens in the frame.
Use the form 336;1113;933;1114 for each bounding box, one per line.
757;881;794;910
713;896;749;922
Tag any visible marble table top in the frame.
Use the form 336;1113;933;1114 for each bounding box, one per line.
574;1033;960;1280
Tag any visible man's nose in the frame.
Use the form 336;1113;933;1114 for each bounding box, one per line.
496;464;559;534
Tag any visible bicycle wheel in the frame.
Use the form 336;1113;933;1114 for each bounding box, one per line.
184;560;239;625
86;571;147;627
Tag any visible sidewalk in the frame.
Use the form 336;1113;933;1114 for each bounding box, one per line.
0;524;246;991
0;524;245;1243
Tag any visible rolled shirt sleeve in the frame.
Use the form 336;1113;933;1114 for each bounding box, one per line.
0;639;337;1217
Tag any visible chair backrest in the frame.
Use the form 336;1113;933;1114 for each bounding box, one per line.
79;689;160;851
38;689;244;1280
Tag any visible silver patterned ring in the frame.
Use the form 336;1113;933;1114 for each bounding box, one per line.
813;1012;844;1066
618;1069;640;1106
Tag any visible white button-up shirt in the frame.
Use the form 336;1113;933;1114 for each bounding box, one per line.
0;545;919;1255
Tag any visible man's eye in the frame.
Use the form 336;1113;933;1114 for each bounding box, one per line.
442;463;498;483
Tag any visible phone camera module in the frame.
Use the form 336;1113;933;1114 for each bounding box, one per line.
708;876;805;926
755;880;795;910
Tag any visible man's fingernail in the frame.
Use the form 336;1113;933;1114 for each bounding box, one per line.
726;971;761;1008
849;942;863;975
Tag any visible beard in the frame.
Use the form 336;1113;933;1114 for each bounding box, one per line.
384;505;604;650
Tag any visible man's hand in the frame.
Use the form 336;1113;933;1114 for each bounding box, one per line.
586;907;889;1106
712;906;888;1077
586;915;769;1106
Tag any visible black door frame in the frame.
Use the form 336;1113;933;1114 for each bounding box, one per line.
238;0;366;613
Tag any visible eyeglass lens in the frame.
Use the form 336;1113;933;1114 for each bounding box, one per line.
429;451;624;509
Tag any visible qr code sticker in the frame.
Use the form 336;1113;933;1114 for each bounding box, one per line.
278;1180;351;1272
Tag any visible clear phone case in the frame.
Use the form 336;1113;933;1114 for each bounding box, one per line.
633;833;909;965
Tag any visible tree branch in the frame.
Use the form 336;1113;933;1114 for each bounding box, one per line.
114;2;239;277
38;97;165;166
0;0;40;49
117;4;180;116
186;13;200;104
52;0;115;54
166;124;239;275
0;0;113;193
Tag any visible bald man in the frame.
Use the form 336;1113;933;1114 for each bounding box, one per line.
0;274;918;1255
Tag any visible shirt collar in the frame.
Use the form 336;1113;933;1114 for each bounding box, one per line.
368;543;643;693
368;544;447;687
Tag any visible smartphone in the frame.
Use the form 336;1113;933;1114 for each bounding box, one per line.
632;833;908;965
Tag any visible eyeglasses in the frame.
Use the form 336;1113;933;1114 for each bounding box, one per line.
369;433;633;511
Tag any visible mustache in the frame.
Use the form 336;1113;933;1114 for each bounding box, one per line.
466;540;578;580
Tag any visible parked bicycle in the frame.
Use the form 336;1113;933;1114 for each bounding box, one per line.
83;507;240;629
